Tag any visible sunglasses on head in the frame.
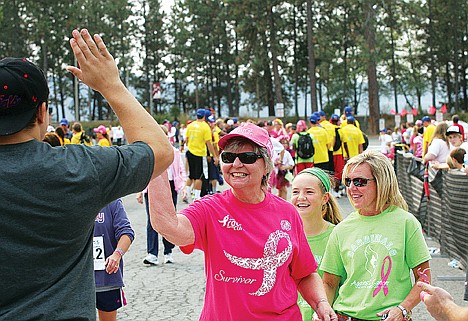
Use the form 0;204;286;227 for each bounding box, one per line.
344;177;375;187
221;152;262;164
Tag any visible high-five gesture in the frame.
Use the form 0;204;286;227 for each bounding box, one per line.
67;29;121;94
67;28;173;179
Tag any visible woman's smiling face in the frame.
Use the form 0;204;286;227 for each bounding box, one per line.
291;174;327;219
221;143;266;192
346;163;378;216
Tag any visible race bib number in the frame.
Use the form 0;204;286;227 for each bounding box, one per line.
93;236;106;271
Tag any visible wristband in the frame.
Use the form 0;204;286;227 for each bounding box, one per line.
114;248;124;257
315;298;328;310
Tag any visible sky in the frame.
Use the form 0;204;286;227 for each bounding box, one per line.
161;0;174;12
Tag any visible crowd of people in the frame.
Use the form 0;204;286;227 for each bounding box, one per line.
1;27;467;321
44;118;124;147
378;115;468;176
174;106;368;203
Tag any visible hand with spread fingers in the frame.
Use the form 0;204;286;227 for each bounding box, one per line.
66;29;122;96
66;28;174;181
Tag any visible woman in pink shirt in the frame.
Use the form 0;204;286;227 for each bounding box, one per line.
148;123;336;321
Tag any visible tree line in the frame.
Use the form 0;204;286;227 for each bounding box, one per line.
1;0;466;134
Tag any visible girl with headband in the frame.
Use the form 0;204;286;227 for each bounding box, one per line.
291;168;343;320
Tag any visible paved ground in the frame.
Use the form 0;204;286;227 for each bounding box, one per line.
116;136;467;320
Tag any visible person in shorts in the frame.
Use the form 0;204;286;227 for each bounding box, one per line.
94;199;134;320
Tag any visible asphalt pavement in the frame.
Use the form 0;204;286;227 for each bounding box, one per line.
116;136;467;320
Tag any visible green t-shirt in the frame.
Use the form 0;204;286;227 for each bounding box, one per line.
298;224;335;320
321;207;431;320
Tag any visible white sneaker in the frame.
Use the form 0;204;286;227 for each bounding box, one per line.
164;253;174;264
143;253;159;265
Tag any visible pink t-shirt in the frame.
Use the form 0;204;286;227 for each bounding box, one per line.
182;190;317;321
413;136;423;157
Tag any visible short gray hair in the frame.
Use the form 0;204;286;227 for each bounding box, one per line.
221;137;274;190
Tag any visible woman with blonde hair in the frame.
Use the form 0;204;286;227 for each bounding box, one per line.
321;150;431;321
291;168;342;320
423;122;449;164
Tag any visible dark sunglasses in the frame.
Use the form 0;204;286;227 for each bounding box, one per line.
344;177;375;187
221;152;262;164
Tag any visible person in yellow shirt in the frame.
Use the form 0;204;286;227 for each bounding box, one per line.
318;111;335;172
308;115;331;170
340;116;365;159
185;109;218;201
340;106;361;129
94;125;111;146
70;122;92;145
422;116;436;157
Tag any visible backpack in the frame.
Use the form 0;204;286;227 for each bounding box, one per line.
362;132;369;151
333;127;342;151
296;133;314;159
80;132;91;145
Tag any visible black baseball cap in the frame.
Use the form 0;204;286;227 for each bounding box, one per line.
0;57;49;136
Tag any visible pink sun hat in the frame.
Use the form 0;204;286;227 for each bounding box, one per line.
218;122;273;158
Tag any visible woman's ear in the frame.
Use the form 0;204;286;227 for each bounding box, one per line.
322;192;330;205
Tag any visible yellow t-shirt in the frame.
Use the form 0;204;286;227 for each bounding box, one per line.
320;120;335;151
307;126;330;164
212;126;221;155
340;117;361;129
70;132;92;146
423;124;436;156
98;138;111;147
340;124;365;158
186;120;212;157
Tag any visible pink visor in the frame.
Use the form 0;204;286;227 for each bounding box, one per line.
218;122;273;158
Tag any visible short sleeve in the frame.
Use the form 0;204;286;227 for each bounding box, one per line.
320;229;346;277
405;217;431;268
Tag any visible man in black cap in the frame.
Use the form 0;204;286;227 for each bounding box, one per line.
0;29;173;320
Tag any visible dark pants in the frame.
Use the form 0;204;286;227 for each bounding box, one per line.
144;191;175;256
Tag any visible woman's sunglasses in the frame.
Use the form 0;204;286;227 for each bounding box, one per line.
221;152;262;164
344;177;375;187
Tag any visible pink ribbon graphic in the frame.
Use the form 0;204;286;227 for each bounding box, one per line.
417;267;430;284
373;256;392;297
